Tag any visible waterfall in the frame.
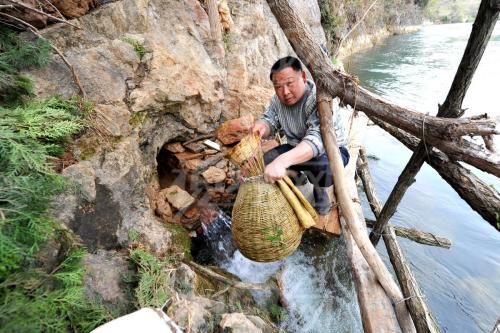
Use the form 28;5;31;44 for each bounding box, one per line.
198;209;363;332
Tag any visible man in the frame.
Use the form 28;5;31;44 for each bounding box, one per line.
252;56;349;218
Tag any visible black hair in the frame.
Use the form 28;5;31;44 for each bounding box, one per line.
269;56;303;81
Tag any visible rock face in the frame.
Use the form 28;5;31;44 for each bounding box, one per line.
29;0;324;324
83;250;134;315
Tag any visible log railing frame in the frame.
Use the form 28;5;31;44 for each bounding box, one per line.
369;0;500;244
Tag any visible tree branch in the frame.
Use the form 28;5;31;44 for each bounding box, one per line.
4;0;81;29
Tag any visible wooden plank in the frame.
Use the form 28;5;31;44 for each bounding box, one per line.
357;148;440;333
342;112;402;333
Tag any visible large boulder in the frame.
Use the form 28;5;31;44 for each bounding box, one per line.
219;313;262;333
83;250;135;316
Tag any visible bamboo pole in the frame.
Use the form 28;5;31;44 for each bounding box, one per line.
283;176;318;220
317;93;415;332
276;179;316;229
369;0;500;244
357;150;440;333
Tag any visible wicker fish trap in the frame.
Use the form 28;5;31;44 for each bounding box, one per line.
228;134;304;262
232;179;303;262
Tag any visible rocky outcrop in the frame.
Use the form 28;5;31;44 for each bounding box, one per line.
83;250;135;315
26;0;325;329
34;0;322;256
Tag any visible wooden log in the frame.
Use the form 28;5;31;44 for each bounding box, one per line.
365;219;451;249
357;148;440;333
265;0;500;177
317;93;415;332
384;227;441;333
342;113;402;333
369;0;500;243
371;117;500;230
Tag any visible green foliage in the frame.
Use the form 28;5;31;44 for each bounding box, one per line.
268;303;287;323
0;97;83;277
424;0;478;23
222;32;236;51
129;249;174;308
122;36;146;59
0;249;110;333
0;97;109;332
0;27;51;104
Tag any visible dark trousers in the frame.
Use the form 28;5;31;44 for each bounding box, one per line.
263;144;350;215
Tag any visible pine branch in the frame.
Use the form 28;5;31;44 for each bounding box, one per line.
0;12;87;98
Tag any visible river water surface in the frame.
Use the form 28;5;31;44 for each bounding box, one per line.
346;23;500;332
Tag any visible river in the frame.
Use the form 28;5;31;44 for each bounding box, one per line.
346;23;500;332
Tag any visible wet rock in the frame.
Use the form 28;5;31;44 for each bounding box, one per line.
216;114;254;145
215;159;229;170
202;166;227;184
247;316;274;333
167;296;225;332
164;185;196;211
166;142;186;153
71;184;121;251
83;250;134;316
180;206;201;230
184;159;204;172
62;161;96;202
173;263;197;296
184;141;206;153
219;313;261;333
155;192;173;222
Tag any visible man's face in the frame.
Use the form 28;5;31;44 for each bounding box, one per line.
272;67;307;106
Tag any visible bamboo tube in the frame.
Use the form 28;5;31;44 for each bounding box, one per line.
283;176;318;220
277;179;316;229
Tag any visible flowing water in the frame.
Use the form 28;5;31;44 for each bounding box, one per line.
346;23;500;332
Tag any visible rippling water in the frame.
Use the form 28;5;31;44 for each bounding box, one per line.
347;23;500;333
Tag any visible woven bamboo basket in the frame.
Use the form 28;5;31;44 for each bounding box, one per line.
232;179;303;262
228;134;304;262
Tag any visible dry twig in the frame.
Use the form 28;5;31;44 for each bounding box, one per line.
4;0;81;29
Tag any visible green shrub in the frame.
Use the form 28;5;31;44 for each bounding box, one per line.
129;249;174;308
0;249;110;333
0;27;51;104
122;37;146;59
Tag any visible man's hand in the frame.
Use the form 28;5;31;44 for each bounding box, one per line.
264;159;288;183
252;121;269;138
